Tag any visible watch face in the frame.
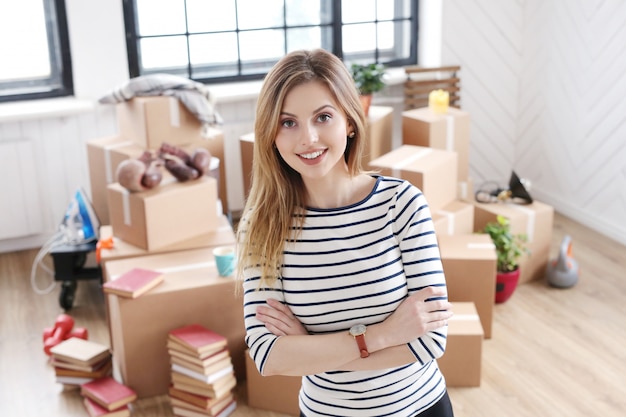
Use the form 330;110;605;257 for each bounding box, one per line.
350;324;366;336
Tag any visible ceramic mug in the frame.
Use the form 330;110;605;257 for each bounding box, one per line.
213;246;236;277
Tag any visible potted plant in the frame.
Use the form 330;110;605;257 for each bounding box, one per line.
482;215;529;303
350;62;386;116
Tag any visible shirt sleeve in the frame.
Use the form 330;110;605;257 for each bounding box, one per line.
242;264;285;376
393;180;449;364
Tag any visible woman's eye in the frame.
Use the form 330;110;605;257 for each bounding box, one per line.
317;113;331;123
281;119;296;128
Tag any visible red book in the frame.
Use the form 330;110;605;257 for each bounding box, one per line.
168;324;228;356
102;268;163;298
81;376;137;411
83;397;130;417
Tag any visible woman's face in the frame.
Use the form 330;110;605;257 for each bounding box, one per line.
274;80;352;183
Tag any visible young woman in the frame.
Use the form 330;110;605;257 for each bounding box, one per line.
237;49;454;417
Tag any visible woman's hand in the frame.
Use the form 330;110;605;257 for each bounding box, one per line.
379;286;453;347
256;298;309;336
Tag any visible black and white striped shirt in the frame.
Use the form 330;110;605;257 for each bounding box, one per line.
243;176;449;416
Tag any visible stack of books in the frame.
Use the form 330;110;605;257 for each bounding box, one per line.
167;324;237;417
81;376;137;417
49;338;112;387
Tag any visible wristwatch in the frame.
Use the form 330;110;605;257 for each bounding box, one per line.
349;324;369;358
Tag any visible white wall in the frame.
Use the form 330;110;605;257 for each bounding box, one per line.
0;0;625;252
440;0;626;246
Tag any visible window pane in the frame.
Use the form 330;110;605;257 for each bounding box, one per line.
286;0;331;25
237;0;284;30
0;0;50;81
342;23;377;54
342;0;376;23
186;0;236;33
139;36;189;70
189;33;238;65
136;0;187;36
239;29;285;62
286;27;326;52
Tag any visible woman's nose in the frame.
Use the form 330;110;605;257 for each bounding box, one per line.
301;125;319;145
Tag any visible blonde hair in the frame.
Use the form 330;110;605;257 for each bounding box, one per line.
236;49;367;287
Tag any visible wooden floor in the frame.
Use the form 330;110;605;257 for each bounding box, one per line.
1;212;625;417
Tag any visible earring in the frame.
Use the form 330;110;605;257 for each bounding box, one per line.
348;131;356;139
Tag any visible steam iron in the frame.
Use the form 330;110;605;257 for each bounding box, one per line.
60;188;100;244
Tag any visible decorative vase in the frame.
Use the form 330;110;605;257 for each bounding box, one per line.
495;268;520;303
359;94;373;116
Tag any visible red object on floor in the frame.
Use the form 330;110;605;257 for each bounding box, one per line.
495;269;520;303
43;313;89;355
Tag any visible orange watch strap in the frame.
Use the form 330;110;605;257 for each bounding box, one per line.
354;334;369;358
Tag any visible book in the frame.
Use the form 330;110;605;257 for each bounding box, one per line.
50;338;111;366
83;397;131;417
171;363;234;384
167;339;226;360
169;386;234;411
55;357;112;379
168;324;227;356
51;355;112;372
171;369;234;390
172;399;236;417
172;374;236;399
55;375;95;386
169;394;234;416
168;347;230;369
102;267;164;298
170;355;232;376
81;376;137;411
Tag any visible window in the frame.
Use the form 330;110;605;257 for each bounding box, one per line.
0;0;73;103
124;0;418;84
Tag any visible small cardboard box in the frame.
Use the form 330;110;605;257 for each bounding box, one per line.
245;349;301;416
363;105;393;164
473;200;554;284
86;136;144;224
432;200;475;236
116;96;203;150
107;176;218;251
438;234;497;338
368;145;458;211
105;247;246;399
239;132;255;201
402;107;470;181
438;302;484;387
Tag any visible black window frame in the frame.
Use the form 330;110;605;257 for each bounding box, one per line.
0;0;74;103
123;0;418;85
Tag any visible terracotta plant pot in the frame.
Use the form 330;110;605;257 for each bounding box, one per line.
359;94;373;116
495;268;520;303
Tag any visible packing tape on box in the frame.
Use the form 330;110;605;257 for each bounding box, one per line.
169;96;180;127
104;141;134;183
450;314;480;321
391;148;433;178
458;181;469;200
467;243;496;250
436;210;455;235
445;115;455;152
506;204;535;243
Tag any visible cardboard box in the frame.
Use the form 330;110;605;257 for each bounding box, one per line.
432;200;474;236
458;177;474;202
402;107;470;181
438;302;483;387
86;136;145;224
105;247;246;398
473;200;554;284
239;132;255;201
363;106;393;164
368;145;458;211
116;96;203;150
245;349;301;416
107;176;218;251
438;234;497;338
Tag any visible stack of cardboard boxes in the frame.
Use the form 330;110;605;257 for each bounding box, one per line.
85;96;247;400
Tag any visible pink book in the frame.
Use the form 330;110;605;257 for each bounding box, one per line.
102;268;163;298
168;324;228;356
81;376;137;411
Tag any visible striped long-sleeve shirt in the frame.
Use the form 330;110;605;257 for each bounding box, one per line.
242;176;449;416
